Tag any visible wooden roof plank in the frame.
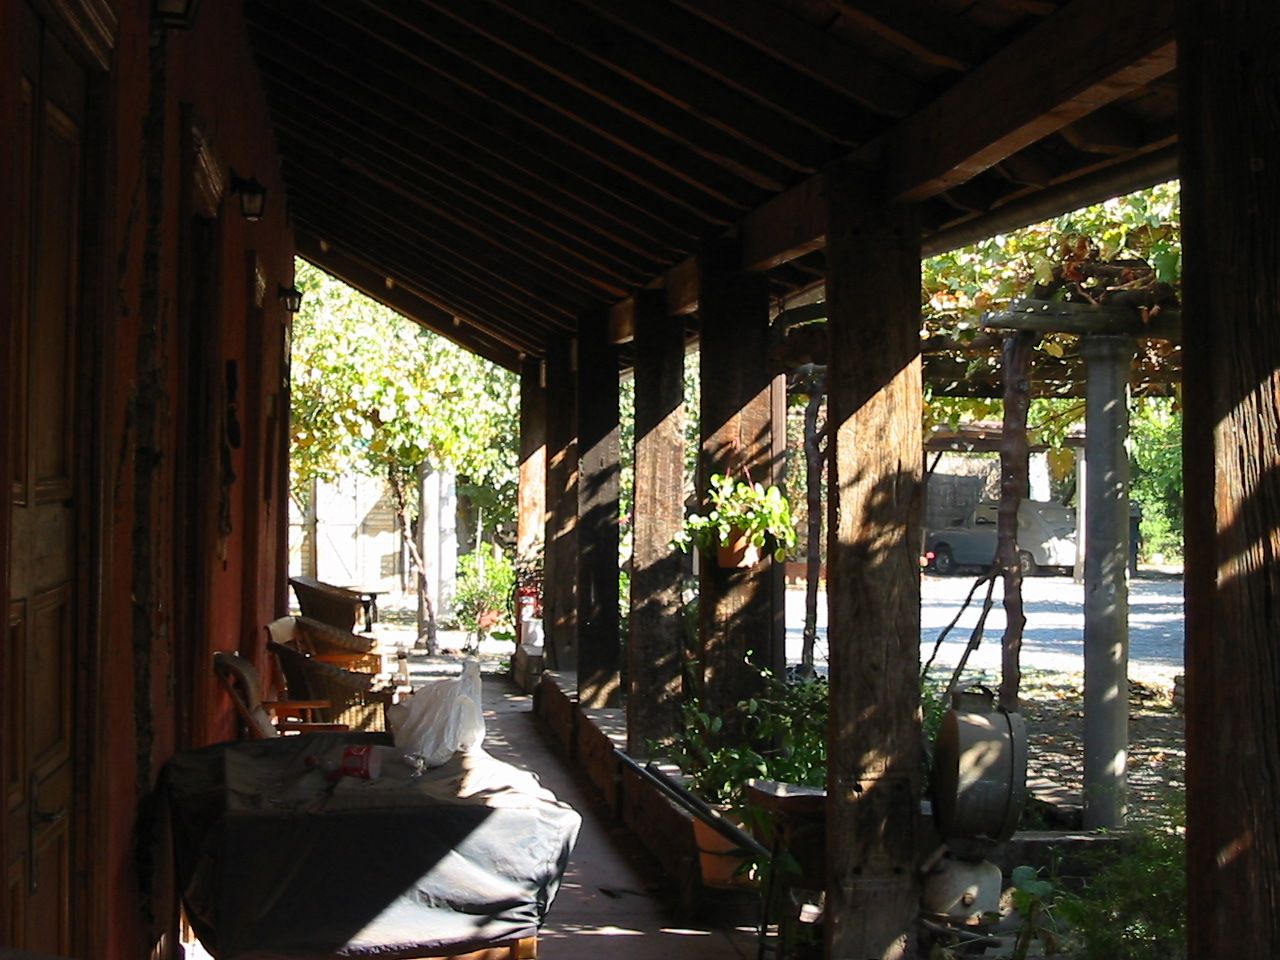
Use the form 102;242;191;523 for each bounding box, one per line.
666;0;922;117
297;210;559;350
270;110;661;289
288;178;581;329
297;234;526;369
478;0;841;169
345;0;762;215
421;0;825;185
827;0;993;72
248;27;702;256
573;0;875;145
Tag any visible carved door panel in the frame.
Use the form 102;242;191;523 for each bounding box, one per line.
5;6;85;950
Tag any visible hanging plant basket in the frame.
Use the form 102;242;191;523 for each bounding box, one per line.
672;473;797;568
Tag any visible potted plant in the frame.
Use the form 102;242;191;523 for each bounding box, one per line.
672;473;798;568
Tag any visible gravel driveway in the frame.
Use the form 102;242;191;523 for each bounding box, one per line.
786;570;1185;687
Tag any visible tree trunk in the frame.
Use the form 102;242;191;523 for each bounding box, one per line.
997;331;1035;711
391;466;436;653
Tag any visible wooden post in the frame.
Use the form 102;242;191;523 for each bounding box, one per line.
824;162;923;959
576;313;621;708
1179;3;1280;952
543;338;578;672
1080;334;1134;828
697;241;783;721
517;357;547;584
628;290;685;753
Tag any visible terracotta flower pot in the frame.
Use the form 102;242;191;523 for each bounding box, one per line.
692;813;755;889
716;529;761;568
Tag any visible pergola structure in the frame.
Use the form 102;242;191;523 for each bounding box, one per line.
1;1;1276;957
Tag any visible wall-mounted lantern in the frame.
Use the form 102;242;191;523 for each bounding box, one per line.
154;0;200;30
230;170;267;221
278;284;303;313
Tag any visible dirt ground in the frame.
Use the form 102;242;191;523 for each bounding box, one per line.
1018;667;1185;827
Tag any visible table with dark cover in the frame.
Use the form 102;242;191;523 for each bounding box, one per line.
163;733;581;960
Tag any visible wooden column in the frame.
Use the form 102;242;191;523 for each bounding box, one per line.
697;242;784;721
517;357;547;575
824;162;923;959
1179;3;1280;954
576;313;621;707
543;338;578;672
628;290;685;753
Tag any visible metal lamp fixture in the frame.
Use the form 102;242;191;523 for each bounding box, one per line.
230;171;267;221
154;0;200;29
278;284;303;313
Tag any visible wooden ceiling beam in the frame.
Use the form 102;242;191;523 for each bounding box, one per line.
297;210;558;351
656;0;1176;306
422;0;829;183
666;0;921;117
248;19;703;253
297;233;526;370
881;0;1175;201
571;0;873;145
344;0;758;216
269;107;657;291
828;0;993;73
286;174;581;329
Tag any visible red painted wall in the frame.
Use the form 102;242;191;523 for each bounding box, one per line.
1;1;293;956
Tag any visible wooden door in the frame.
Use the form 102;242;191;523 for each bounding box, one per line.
5;6;86;950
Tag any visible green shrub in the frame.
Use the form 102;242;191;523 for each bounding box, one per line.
454;550;515;641
1058;827;1186;960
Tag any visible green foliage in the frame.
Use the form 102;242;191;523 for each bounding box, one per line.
1010;865;1065;960
921;181;1180;437
453;550;516;640
1129;398;1183;561
672;473;798;562
289;260;519;534
661;668;828;810
1058;827;1187;960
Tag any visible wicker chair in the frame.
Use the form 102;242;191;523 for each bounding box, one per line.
265;619;394;732
288;575;365;632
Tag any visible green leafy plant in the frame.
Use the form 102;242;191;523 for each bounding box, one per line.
454;550;516;644
1057;827;1186;960
672;473;798;562
661;667;827;810
1010;865;1064;960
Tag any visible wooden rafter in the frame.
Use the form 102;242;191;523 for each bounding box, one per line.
297;234;525;370
828;0;992;72
666;0;922;116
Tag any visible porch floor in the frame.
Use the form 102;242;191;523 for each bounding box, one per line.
411;656;758;959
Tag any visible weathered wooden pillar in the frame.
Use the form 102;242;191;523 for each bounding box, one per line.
697;241;784;720
543;338;578;671
517;357;547;579
1179;3;1280;954
825;162;923;959
628;289;685;753
576;313;621;707
1080;335;1134;828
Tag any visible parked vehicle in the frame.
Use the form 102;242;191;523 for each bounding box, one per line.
923;501;1077;575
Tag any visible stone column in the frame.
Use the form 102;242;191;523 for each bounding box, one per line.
1080;334;1134;829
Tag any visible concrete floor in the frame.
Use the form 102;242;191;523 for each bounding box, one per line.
458;666;759;959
